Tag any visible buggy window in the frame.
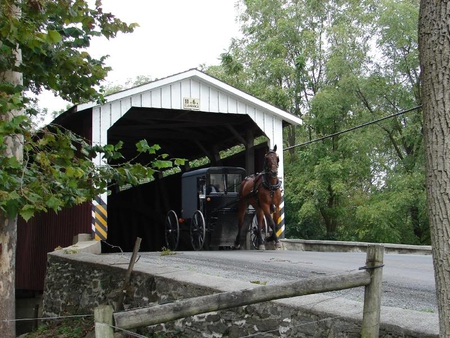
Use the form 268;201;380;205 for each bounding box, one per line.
208;172;243;194
198;177;206;198
209;173;225;193
226;173;242;193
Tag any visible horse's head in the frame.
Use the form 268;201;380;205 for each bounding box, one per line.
264;144;279;178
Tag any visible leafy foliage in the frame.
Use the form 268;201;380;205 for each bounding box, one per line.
1;0;137;104
0;1;184;221
102;74;153;96
1;121;184;221
208;0;426;244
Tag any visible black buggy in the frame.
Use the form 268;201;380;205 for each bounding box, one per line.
164;166;268;251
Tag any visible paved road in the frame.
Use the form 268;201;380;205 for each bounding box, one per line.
136;250;437;313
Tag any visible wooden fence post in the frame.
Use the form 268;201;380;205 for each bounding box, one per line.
94;305;114;338
361;244;385;337
116;237;142;311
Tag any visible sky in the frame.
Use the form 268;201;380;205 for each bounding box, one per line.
39;0;241;113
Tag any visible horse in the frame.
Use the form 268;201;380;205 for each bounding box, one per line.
234;145;282;250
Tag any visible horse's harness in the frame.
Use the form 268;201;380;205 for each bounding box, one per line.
243;152;282;212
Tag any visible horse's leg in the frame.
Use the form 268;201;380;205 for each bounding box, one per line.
268;207;279;240
272;193;282;248
264;208;281;249
256;209;265;251
234;200;247;249
272;210;281;249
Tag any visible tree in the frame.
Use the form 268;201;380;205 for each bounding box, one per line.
102;74;153;95
0;2;182;337
0;3;22;335
209;0;427;243
354;0;426;243
208;0;331;151
418;0;450;335
207;0;366;238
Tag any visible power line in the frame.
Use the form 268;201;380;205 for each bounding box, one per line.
283;105;422;151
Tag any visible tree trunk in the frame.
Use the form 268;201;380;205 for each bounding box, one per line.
0;3;22;335
418;1;450;336
410;205;422;241
0;74;22;336
0;213;17;338
287;125;297;160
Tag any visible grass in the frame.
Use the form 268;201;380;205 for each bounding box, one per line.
24;317;94;338
24;317;186;337
160;247;176;256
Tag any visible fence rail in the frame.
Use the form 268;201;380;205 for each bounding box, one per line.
95;244;385;338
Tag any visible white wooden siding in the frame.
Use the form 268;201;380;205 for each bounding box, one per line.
200;83;209;111
209;87;219;112
142;91;151;107
90;71;300;182
190;79;200;99
151;88;161;108
92;106;102;166
91;76;285;139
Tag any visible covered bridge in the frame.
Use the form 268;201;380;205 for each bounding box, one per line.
16;69;302;290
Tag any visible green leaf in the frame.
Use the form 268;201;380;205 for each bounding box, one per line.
136;140;161;154
47;30;62;43
114;141;123;151
153;160;173;169
45;196;61;211
136;139;150;152
6;156;21;169
8;191;20;200
20;205;36;222
26;192;42;203
174;158;187;165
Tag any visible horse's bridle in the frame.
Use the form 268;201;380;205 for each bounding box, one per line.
264;150;279;178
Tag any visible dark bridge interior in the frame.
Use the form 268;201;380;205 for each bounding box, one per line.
104;107;269;252
107;107;266;165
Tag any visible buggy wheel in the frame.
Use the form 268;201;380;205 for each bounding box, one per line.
190;210;206;251
250;214;269;250
164;210;179;251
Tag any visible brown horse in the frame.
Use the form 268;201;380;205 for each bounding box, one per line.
235;145;282;250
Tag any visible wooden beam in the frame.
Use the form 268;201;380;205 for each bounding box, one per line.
245;131;255;174
226;124;247;146
194;140;214;162
114;270;370;330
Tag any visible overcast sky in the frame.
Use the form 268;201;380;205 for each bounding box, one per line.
39;0;241;112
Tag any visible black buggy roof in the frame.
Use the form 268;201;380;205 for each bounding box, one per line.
181;166;246;180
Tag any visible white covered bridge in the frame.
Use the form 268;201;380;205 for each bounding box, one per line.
35;69;302;252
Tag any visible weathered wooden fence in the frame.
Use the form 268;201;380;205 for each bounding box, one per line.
95;244;385;338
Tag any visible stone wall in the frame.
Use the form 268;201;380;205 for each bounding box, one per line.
281;239;432;255
43;250;438;338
